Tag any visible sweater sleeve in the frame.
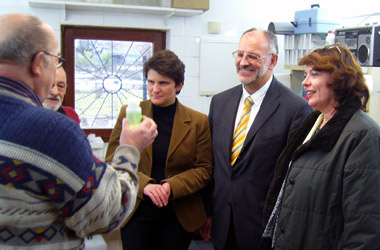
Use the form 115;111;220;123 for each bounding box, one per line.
64;145;139;238
10;106;139;238
0;97;140;243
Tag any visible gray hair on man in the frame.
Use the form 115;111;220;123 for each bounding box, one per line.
241;27;279;55
0;14;55;66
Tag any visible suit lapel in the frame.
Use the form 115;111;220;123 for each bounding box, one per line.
220;87;243;163
167;101;191;160
243;78;280;148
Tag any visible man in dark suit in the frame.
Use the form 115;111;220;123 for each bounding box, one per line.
201;28;312;249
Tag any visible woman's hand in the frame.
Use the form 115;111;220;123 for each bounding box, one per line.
143;183;170;207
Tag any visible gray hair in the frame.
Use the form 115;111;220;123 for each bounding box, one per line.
241;28;279;55
0;15;54;65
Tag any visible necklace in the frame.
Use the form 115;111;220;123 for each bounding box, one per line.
322;110;336;125
319;116;328;129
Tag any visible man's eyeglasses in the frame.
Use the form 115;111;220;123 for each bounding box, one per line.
42;51;65;68
232;50;272;63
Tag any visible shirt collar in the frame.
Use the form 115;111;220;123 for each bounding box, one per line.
241;75;273;103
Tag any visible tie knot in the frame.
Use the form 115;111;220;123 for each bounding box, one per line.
245;96;254;107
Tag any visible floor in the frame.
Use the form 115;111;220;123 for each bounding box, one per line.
84;234;215;250
188;237;214;250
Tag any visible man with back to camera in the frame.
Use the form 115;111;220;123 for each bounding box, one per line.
44;66;80;124
0;13;157;249
201;28;312;249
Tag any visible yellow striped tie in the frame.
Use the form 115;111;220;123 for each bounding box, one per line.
231;96;254;166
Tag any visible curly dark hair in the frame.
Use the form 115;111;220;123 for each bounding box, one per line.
143;49;185;94
298;44;369;111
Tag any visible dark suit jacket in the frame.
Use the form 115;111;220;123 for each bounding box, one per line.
208;77;312;249
106;99;213;232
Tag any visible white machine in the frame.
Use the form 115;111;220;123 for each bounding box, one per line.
335;25;380;124
363;67;380;125
335;25;380;67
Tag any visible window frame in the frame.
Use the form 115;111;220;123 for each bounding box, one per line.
61;25;166;142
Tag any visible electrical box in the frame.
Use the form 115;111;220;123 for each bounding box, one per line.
172;0;209;10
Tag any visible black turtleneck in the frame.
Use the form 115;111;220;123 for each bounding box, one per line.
151;100;177;183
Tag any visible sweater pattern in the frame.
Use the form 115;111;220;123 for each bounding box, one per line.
0;92;138;249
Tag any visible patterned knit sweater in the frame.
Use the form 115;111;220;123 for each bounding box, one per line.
0;88;139;249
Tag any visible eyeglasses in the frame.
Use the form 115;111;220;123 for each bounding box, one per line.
42;51;65;68
232;50;272;63
326;45;342;55
51;82;67;91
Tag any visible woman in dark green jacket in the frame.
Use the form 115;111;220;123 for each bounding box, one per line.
262;44;380;249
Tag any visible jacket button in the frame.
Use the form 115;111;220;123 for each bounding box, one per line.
289;178;295;185
167;158;173;163
280;227;285;233
231;178;236;182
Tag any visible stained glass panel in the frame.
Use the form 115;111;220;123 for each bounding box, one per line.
74;39;152;128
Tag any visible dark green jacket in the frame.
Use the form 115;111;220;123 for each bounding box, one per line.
264;99;380;249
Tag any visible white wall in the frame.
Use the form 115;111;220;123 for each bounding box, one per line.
1;0;380;115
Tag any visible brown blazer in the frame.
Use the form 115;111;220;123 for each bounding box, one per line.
105;99;213;232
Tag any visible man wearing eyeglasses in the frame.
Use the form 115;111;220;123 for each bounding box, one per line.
201;28;312;249
44;67;80;124
0;13;157;250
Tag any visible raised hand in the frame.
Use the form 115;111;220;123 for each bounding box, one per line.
119;116;158;152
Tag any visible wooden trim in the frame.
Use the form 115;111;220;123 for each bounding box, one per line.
61;25;166;142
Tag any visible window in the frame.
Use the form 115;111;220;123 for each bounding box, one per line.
62;26;166;141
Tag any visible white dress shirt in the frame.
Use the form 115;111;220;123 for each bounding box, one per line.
233;76;273;140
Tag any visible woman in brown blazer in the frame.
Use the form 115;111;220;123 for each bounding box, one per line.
105;50;213;250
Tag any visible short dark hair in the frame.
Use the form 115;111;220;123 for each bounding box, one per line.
298;44;369;111
143;50;185;94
